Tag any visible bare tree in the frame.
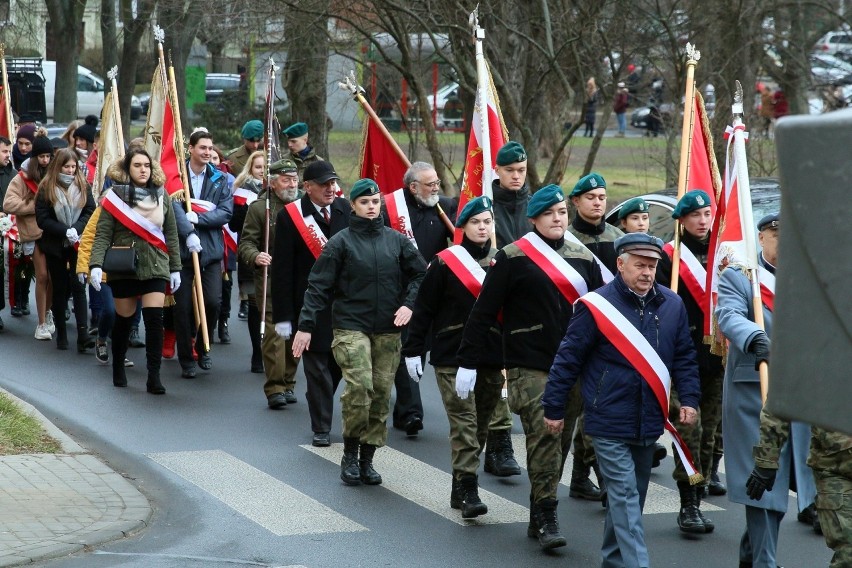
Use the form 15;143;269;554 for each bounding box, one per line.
158;0;205;128
45;0;87;122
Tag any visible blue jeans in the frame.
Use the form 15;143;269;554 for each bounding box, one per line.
593;436;656;568
616;112;627;134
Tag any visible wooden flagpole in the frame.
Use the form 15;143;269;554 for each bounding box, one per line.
259;57;275;340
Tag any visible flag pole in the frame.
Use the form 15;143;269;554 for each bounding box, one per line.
259;57;276;340
167;50;210;353
670;43;700;292
470;8;493;200
339;72;455;234
731;80;769;403
0;44;14;141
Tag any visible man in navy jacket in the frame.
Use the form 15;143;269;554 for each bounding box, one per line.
543;233;700;568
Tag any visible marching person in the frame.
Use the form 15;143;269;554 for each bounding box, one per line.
282;122;323;187
457;185;603;549
383;161;457;438
35;147;95;351
292;178;425;486
173;129;233;378
656;190;725;534
716;212;816;568
270;160;349;440
543;233;700;568
226;120;263;175
403;196;502;518
88;149;182;393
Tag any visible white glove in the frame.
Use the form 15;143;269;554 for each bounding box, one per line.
186;233;202;253
405;356;423;383
275;321;292;339
455;367;477;399
185;211;199;224
77;273;86;285
89;268;102;291
65;228;79;244
169;271;181;292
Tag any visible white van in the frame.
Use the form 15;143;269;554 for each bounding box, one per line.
42;61;141;120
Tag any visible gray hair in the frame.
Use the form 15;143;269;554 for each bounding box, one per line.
403;161;435;188
268;173;280;183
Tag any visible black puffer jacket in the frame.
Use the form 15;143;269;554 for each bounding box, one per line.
298;213;426;335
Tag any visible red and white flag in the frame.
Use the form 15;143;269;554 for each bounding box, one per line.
359;116;409;195
144;62;183;196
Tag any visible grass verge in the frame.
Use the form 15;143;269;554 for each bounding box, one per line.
0;393;61;455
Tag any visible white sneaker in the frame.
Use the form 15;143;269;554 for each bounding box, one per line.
34;324;51;340
123;358;134;367
45;311;56;334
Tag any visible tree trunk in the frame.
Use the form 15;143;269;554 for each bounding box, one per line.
101;0;119;80
117;0;157;138
45;1;87;122
583;94;613;176
160;0;205;131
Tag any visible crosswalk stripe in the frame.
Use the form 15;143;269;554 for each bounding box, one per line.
509;434;724;514
302;444;529;526
147;450;366;536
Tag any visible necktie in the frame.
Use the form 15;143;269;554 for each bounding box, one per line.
322;207;330;224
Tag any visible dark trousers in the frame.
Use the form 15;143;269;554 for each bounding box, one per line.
219;270;233;320
303;350;343;434
45;251;87;331
174;262;221;368
392;358;423;426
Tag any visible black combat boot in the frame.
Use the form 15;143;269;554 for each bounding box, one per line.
358;443;382;485
677;481;706;534
340;438;361;485
532;499;567;549
457;474;488;519
77;325;95;352
592;461;608;508
569;458;602;501
652;442;668;468
217;316;230;344
527;501;539;538
484;429;521;477
450;476;462;510
695;487;715;533
708;452;727;495
143;308;166;394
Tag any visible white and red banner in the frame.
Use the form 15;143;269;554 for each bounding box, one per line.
564;230;615;283
578;291;703;481
190;199;216;215
758;265;775;312
436;245;486;298
223;224;238;253
516;232;588;303
284;200;327;259
384;188;417;248
359;115;409;195
94;90;125;200
101;190;168;254
664;241;708;323
233;187;258;207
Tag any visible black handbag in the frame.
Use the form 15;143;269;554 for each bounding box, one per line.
102;246;138;275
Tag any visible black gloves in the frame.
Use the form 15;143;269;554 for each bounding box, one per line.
748;333;771;371
745;466;777;500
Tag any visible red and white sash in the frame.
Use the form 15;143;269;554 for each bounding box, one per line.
564;229;615;283
516;232;588;303
384;188;418;249
285;200;328;259
758;265;775;312
101;190;168;253
578;291;703;482
190;199;217;215
436;246;486;298
664;241;709;322
233;187;258;207
223;224;238;253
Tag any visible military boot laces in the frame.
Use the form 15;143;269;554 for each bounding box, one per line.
340;438;361;486
676;482;706;534
458;475;488;519
533;499;567;549
358;443;382;485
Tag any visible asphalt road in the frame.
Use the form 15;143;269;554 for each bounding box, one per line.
0;302;832;568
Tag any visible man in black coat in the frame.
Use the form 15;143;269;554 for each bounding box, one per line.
271;161;350;447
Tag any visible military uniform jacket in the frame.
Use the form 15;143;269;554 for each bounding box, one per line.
492;181;532;249
238;189;287;305
298;214;426;335
381;189;458;263
291;147;323;188
402;235;502;369
656;231;724;376
568;215;623;274
270;193;349;351
226;145;253;175
716;257;816;512
458;230;603;372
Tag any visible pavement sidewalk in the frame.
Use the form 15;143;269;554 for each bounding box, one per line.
0;388;151;567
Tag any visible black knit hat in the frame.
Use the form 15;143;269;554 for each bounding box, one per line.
31;135;54;157
73;115;99;144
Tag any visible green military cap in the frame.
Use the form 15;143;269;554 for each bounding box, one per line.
241;120;264;141
527;184;565;218
671;189;711;219
282;122;309;139
618;197;649;220
350;178;380;200
455;195;493;227
496;141;527;166
570;172;607;197
269;158;298;175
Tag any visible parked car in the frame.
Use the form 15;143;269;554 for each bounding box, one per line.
814;29;852;61
630;101;675;132
138;91;151;116
425;82;464;128
42;61;142;120
605;178;781;243
809;53;852;86
206;73;242;103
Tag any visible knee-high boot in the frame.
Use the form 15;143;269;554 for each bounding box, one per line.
142;307;165;394
247;300;263;371
111;314;133;387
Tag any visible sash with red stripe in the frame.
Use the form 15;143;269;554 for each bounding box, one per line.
664;241;709;323
223;224;238;253
101;190;168;253
19;171;39;194
515;232;588;303
384;188;418;249
285;200;327;259
191;199;217;214
436;246;485;298
233;187;258;207
578;291;703;483
758;265;775;312
564;230;615;283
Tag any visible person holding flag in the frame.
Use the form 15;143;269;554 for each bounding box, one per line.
656;189;725;534
543;232;700;568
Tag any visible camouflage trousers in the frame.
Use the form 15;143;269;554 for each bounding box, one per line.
331;329;400;447
489;397;514;430
670;367;724;483
434;366;503;479
814;468;852;566
506;367;583;504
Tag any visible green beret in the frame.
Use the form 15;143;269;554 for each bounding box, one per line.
241;120;264;141
671;189;711;219
496;141;527;166
283;122;309;139
455;196;493;227
570;172;607;197
350;178;380;200
269;158;298;175
618;197;649;220
527;184;566;218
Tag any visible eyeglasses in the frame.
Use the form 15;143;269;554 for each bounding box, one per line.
417;180;442;189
